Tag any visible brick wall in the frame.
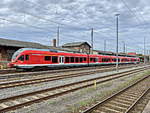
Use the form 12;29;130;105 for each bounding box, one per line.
0;46;19;68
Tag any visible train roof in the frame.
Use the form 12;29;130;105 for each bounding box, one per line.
19;48;58;52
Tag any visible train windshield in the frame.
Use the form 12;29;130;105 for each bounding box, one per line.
11;48;26;61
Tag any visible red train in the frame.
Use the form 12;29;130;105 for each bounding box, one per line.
8;48;140;69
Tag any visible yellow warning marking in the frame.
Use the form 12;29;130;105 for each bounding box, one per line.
94;80;97;89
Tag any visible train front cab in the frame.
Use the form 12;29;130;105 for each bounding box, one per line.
14;54;33;69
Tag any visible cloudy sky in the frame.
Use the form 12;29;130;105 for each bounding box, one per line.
0;0;149;54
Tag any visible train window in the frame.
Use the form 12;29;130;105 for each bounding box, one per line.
18;55;24;61
45;56;51;61
65;57;70;63
102;58;109;62
93;58;95;62
93;58;98;62
70;57;74;63
25;55;29;60
80;57;83;62
90;58;93;62
96;58;98;62
84;57;86;61
75;57;79;62
113;59;116;62
52;56;58;63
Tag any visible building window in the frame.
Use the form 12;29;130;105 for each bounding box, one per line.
45;56;51;61
52;56;58;63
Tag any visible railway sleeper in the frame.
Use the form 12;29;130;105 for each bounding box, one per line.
99;106;121;113
111;99;132;105
108;100;130;108
103;103;127;112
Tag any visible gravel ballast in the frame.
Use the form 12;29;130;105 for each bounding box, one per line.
0;65;146;100
5;67;150;113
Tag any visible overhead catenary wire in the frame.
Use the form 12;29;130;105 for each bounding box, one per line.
119;0;143;24
22;0;118;31
119;0;149;53
0;17;50;32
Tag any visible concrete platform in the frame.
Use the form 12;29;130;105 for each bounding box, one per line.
142;100;150;113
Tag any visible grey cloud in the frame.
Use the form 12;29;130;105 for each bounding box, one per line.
0;0;149;53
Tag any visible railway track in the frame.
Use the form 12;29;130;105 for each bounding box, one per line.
0;64;143;79
0;65;116;79
0;66;149;112
0;64;148;89
0;64;143;82
82;71;150;113
0;65;148;89
0;65;116;74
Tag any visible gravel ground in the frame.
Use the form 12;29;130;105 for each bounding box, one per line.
0;65;146;100
11;68;150;113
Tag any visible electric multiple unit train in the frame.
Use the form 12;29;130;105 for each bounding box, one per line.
8;48;140;69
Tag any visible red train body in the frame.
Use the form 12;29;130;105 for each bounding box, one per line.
8;48;140;69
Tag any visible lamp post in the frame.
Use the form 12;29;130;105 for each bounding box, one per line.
104;39;106;51
57;26;60;47
91;28;94;54
144;37;146;64
115;14;120;72
122;41;125;53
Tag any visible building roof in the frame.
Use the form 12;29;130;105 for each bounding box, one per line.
0;38;81;53
62;42;91;48
0;38;48;49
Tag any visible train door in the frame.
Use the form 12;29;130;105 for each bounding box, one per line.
59;56;64;64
